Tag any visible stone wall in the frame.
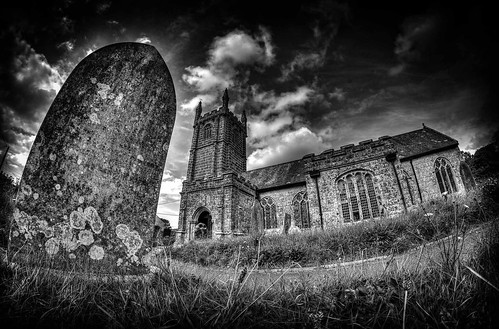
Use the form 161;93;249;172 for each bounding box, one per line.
304;139;404;229
406;147;465;202
176;173;256;243
258;185;307;234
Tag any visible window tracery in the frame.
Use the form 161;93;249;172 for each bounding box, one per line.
337;171;379;222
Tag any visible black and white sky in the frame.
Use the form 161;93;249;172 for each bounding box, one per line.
1;0;497;227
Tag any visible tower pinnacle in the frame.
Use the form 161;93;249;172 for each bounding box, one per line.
222;88;229;110
195;100;202;122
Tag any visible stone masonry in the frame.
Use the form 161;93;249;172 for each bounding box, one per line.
176;90;471;244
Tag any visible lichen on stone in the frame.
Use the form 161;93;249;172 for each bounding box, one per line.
114;93;124;106
84;206;103;234
36;219;54;238
45;238;60;255
123;231;143;255
21;184;32;196
78;230;94;246
88;245;105;260
89;113;101;124
96;83;110;99
54;222;79;252
115;223;143;259
70;210;86;229
13;208;31;235
115;224;129;240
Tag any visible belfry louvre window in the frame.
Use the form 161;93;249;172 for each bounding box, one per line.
337;171;380;222
203;124;212;139
293;191;310;229
260;197;277;229
435;158;457;194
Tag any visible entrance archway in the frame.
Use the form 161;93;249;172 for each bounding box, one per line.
195;210;212;239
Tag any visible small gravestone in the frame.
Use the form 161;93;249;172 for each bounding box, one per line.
9;42;176;274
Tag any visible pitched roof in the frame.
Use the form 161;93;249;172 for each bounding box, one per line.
390;126;458;160
241;159;306;190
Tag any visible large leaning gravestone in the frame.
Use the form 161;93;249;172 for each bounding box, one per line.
9;42;176;273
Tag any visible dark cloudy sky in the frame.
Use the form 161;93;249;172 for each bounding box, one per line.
1;0;497;227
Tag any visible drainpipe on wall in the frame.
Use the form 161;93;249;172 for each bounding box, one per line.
309;170;324;230
410;159;423;203
386;152;407;212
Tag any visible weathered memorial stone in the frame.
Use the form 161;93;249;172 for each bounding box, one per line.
9;42;176;273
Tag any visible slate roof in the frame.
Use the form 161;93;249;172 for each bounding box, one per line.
241;159;306;190
390;126;458;161
242;126;458;190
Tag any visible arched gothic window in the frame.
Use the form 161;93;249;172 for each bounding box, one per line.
337;171;379;222
435;158;457;194
203;124;212;139
260;197;277;229
293;191;310;228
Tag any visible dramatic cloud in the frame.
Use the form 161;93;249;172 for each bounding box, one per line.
183;66;229;92
0;36;65;178
135;36;152;44
389;14;441;76
182;27;275;93
279;1;349;81
329;87;346;101
179;94;217;116
247;86;314;142
248;127;329;169
210;27;274;67
279;51;326;82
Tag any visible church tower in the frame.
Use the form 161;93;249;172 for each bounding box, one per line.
186;88;247;181
177;89;256;244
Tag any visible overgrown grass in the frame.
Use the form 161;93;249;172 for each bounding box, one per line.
1;211;498;328
171;190;496;269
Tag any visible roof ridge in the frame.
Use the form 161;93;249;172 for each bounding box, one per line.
389;127;424;139
422;125;459;143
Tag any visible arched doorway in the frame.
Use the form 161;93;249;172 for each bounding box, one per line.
195;210;212;239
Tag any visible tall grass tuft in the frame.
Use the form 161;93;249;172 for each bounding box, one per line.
172;191;492;269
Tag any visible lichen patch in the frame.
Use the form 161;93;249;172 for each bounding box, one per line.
115;224;129;240
114;93;124;106
96;83;111;99
89;113;101;124
78;229;94;246
89;245;105;260
45;238;59;255
70;210;86;229
84;206;103;234
115;223;143;259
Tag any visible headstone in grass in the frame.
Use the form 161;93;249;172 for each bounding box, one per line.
8;43;176;274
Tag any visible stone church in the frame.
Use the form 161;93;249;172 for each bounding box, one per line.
175;89;475;243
